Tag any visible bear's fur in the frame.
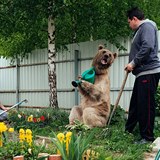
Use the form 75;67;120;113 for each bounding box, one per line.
69;45;117;128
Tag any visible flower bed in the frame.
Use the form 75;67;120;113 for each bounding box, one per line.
0;122;56;159
1;121;113;160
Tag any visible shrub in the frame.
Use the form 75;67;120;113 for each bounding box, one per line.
8;108;69;135
155;85;160;116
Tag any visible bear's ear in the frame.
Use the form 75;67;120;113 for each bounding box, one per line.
113;53;118;59
98;45;104;50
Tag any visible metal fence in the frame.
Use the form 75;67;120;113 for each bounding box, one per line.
0;33;160;111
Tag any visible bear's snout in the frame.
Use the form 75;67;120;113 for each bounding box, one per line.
101;54;111;65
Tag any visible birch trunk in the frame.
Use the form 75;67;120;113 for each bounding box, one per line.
48;15;58;108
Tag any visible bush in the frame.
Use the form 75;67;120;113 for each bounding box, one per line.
155;85;160;116
8;108;69;135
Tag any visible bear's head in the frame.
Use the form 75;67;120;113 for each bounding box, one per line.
92;45;117;74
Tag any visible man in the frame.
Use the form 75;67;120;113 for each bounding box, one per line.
125;7;160;144
0;101;8;121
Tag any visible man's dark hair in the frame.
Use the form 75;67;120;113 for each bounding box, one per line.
127;7;144;20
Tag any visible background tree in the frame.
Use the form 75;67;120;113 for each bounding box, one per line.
0;0;159;108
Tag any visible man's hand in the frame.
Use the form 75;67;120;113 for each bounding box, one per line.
0;103;8;111
125;63;134;72
3;108;8;111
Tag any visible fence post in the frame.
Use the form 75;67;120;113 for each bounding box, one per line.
74;50;80;105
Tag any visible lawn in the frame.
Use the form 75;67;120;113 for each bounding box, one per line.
0;106;160;160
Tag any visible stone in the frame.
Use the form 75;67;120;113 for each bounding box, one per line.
144;137;160;160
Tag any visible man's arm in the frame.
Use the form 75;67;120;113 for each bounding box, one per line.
133;23;156;66
0;102;8;111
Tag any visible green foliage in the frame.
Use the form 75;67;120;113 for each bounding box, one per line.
3;108;160;159
155;85;160;136
0;0;48;58
8;108;69;135
1;0;160;59
65;119;90;131
155;85;160;116
109;105;126;125
0;135;52;160
51;131;96;160
0;32;27;59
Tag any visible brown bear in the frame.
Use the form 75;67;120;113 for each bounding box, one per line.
69;45;117;128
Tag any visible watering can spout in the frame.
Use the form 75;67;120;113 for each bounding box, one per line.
72;80;81;87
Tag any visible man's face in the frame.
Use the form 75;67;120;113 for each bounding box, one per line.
128;17;138;30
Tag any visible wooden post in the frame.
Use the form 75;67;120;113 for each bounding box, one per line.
13;155;24;160
74;50;80;105
48;154;62;160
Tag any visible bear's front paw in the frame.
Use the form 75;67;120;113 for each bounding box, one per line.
81;81;90;92
78;75;82;80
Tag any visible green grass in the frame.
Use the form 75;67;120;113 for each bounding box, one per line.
6;106;160;160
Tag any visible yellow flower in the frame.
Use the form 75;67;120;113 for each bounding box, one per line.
83;149;99;160
0;122;7;132
65;132;72;154
0;132;3;147
26;129;32;135
8;128;14;133
26;137;32;146
19;129;25;142
36;118;40;122
27;115;33;122
57;133;65;155
19;128;25;134
26;129;32;146
66;132;72;139
0;122;7;147
0;139;2;147
57;133;65;142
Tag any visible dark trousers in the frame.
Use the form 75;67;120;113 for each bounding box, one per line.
125;73;160;141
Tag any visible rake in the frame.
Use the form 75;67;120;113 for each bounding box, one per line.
0;99;28;116
107;71;129;126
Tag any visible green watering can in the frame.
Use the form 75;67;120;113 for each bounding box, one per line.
72;67;95;87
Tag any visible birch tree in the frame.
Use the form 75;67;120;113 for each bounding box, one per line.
48;1;58;108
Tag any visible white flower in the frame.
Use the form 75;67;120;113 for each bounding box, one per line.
18;114;22;118
28;148;32;154
42;139;45;146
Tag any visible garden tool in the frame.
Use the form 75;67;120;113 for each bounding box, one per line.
107;71;129;126
0;99;28;116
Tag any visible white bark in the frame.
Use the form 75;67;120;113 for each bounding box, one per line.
48;15;58;108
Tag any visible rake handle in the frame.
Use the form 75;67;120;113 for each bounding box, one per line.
107;71;129;126
0;99;28;116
